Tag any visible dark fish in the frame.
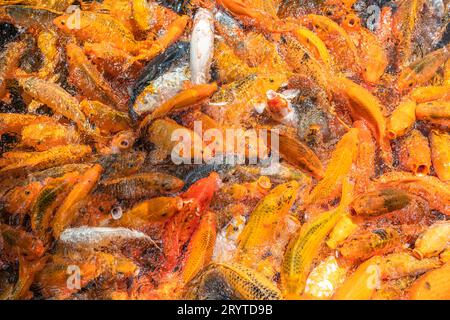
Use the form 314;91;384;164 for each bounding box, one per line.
295;97;331;143
0;23;19;49
156;0;191;14
182;158;239;190
184;266;236;300
0;5;61;31
129;41;190;120
96;151;146;180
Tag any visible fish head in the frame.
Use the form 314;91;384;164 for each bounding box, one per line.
396;69;416;92
160;176;185;194
53;14;76;34
109;130;137;154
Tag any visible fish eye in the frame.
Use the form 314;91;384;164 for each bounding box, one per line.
120;140;129;147
111;206;123;220
24;190;30;195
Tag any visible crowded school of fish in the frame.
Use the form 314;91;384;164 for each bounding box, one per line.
0;0;449;300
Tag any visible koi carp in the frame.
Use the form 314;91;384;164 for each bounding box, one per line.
413;221;450;260
80;100;131;136
66;43;127;111
398;129;432;176
181;210;217;283
305;128;359;206
416;99;450;127
397;45;450;91
332;76;392;165
20;122;80;151
237;181;299;264
408;263;450;300
210;262;281;300
0;113;53;135
0;145;92;176
281;179;353;298
351;188;411;217
333;256;382;300
190;8;214;85
429;130;450;182
387;98;417;139
113;197;183;228
277;131;324;180
18;77;100;138
52;164;103;238
374;171;450;216
162;172;220;273
100;172;184;200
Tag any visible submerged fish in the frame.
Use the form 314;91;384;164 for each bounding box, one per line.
0;5;62;31
59;227;158;249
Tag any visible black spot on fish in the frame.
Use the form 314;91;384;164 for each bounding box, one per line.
0;23;20;49
157;0;191;14
0;134;18;154
0;80;27;114
129;42;190;121
372;228;388;240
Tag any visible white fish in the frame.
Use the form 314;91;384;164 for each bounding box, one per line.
304;256;346;299
265;89;299;127
212;215;246;263
190;8;214;84
59;226;159;249
132;61;190;116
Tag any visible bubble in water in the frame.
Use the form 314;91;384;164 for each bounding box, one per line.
111;206;123;220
